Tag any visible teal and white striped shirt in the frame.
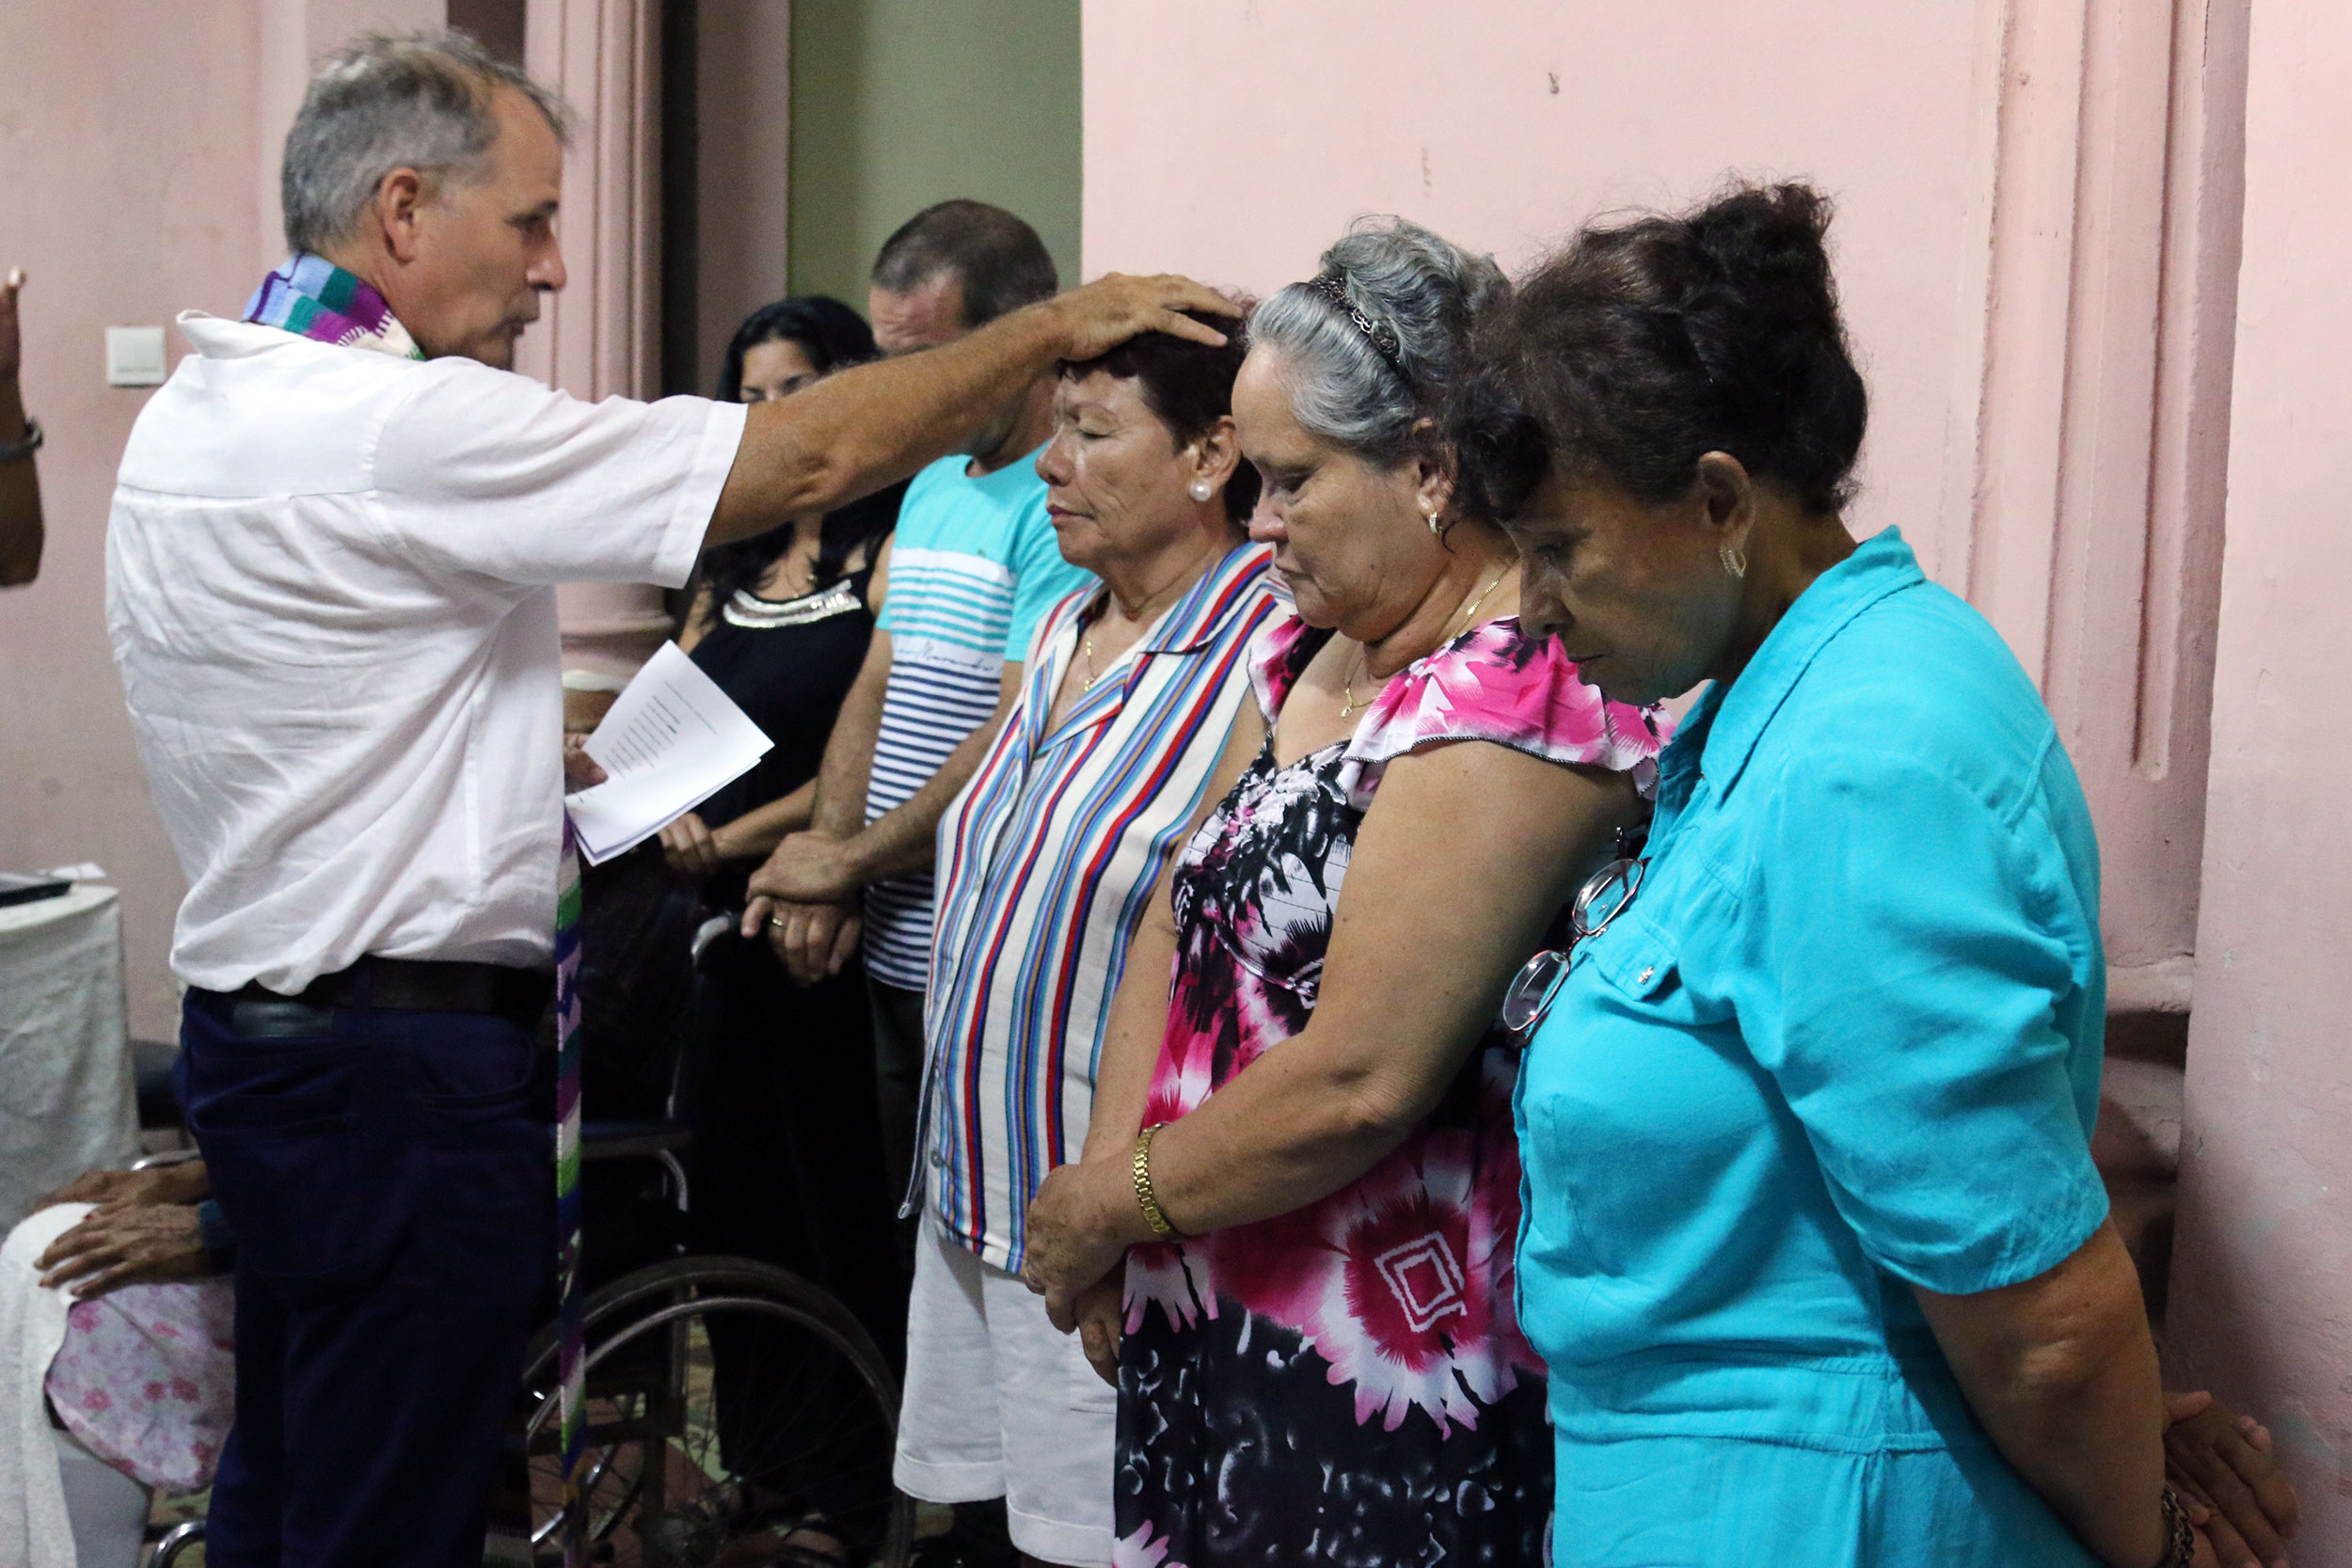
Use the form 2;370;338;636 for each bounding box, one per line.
864;451;1092;990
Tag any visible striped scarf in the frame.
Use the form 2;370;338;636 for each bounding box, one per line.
242;254;424;359
245;253;589;1558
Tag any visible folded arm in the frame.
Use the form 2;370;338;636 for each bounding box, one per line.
1916;1224;2189;1568
1024;740;1638;1323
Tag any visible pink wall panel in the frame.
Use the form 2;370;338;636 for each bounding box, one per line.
1084;1;1983;559
2169;0;2352;1544
516;0;675;691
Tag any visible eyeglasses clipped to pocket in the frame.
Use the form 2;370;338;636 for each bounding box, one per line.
1502;846;1652;1041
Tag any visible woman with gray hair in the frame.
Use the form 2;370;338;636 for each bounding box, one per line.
1021;221;1666;1565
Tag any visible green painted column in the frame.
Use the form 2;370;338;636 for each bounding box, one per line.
788;0;1082;309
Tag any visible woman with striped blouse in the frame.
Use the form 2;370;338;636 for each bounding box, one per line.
894;309;1283;1568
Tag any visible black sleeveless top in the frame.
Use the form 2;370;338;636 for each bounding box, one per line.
687;564;876;904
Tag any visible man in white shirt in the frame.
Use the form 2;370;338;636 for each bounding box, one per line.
106;31;1227;1568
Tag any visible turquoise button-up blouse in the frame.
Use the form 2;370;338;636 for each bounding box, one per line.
1518;529;2112;1566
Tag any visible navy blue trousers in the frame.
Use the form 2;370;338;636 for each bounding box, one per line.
178;990;551;1568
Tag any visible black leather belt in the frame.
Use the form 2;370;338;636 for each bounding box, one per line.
218;956;553;1029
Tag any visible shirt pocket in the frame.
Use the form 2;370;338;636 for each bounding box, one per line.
1528;912;1751;1289
1581;915;1680;1006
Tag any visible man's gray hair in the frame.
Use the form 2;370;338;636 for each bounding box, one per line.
280;29;571;256
1251;217;1507;465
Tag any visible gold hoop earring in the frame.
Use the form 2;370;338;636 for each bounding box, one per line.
1721;546;1747;579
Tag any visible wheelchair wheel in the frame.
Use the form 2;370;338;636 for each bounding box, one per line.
518;1256;914;1568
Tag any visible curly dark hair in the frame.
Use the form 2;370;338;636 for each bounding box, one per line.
693;296;906;625
1058;307;1262;525
1451;181;1867;525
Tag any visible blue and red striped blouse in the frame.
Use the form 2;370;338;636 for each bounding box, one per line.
918;542;1283;1272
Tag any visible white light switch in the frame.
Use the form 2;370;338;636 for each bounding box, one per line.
105;325;167;387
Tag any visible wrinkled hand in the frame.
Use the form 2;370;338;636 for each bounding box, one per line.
1046;273;1240;361
1022;1158;1136;1332
563;733;608;791
37;1204;212;1296
31;1161;208;1213
2166;1389;2298;1568
748;830;862;907
0;269;23;385
743;895;862;986
1074;1275;1123;1387
660;811;725;882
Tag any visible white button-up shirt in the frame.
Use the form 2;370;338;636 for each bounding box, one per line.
107;312;748;994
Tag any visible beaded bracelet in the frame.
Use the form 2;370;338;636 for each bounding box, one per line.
2153;1482;2198;1568
1132;1123;1182;1241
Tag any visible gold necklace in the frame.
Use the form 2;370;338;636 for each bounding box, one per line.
1340;564;1512;719
1075;551;1218;697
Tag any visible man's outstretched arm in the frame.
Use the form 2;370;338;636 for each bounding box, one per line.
706;274;1233;546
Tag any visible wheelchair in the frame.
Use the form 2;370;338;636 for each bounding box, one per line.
155;1243;912;1568
149;895;915;1567
505;1185;915;1565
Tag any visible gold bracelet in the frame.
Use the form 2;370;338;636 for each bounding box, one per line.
1132;1124;1181;1241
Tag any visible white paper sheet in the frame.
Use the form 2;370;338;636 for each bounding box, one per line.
563;641;772;866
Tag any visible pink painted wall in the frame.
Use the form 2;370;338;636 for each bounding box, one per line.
2168;0;2352;1546
1087;1;1983;547
694;0;793;399
1081;0;2238;1009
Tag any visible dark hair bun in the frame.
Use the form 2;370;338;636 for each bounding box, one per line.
1452;180;1867;522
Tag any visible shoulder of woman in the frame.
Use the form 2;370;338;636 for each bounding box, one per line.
1246;608;1322;722
1348;616;1670;779
1771;587;2058;789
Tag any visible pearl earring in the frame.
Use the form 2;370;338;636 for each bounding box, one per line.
1191;481;1213;501
1720;545;1748;579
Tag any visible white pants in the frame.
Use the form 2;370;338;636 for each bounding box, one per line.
894;1212;1115;1566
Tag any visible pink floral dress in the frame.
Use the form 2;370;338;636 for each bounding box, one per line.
47;1280;236;1493
1115;614;1666;1568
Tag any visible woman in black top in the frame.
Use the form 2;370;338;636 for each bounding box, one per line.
662;298;910;1551
664;296;904;892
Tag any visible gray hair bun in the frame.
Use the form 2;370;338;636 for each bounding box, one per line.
1252;217;1509;464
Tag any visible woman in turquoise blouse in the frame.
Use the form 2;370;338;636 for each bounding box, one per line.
1450;182;2221;1568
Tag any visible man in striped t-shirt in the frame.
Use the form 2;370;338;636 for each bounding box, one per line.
750;201;1091;1254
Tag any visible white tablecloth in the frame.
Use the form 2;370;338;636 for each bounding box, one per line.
0;888;139;1227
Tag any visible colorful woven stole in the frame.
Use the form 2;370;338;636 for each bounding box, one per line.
553;820;587;1561
242;254;423;359
247;257;588;1561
